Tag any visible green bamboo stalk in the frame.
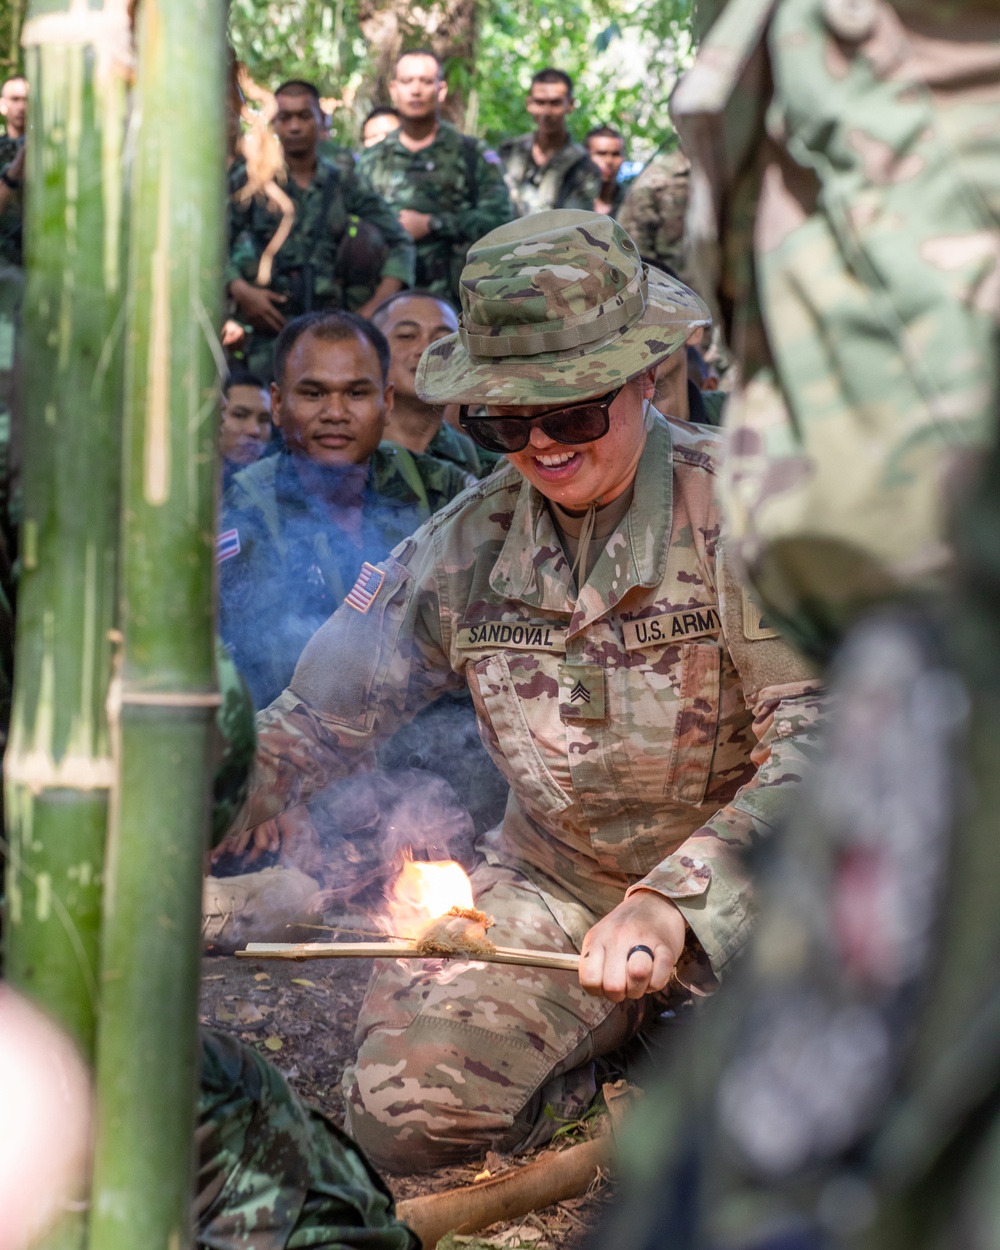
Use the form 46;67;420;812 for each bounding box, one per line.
2;0;129;1064
88;0;225;1244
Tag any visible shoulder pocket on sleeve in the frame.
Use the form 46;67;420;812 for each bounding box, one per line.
288;555;413;733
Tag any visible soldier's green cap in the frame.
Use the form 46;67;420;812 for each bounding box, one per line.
416;210;711;406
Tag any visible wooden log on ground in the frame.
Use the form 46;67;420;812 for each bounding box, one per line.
396;1135;614;1249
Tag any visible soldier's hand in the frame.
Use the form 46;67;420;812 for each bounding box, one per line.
229;278;288;334
579;890;687;1002
398;208;433;241
221;319;246;348
211;814;281;866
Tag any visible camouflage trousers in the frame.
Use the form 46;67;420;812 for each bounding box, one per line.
195;1029;418;1249
342;862;645;1173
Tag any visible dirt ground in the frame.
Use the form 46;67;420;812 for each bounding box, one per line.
199;950;616;1249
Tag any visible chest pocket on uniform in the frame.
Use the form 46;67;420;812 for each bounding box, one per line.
467;652;574;818
664;641;721;806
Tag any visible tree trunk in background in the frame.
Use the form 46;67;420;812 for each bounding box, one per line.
357;0;478;125
86;0;224;1240
1;0;25;75
2;0;128;1061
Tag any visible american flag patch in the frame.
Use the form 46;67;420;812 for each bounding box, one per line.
345;562;385;613
216;528;241;564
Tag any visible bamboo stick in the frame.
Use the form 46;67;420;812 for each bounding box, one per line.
3;0;129;1069
88;0;225;1246
238;940;582;973
396;1135;614;1249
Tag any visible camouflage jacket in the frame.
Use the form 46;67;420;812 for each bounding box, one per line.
499;133;602;218
671;0;1000;658
218;443;472;709
226;157;415;316
245;412;822;980
358;122;513;302
617;150;690;277
0;135;22;267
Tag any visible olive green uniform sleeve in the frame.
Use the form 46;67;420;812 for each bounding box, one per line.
241;532;463;830
627;545;824;979
342;169;416;288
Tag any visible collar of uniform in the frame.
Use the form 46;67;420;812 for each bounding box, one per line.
284;155;338;200
385;120;457;159
370;442;427;508
489;406;675;629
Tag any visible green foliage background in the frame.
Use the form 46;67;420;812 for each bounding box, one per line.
228;0;692;159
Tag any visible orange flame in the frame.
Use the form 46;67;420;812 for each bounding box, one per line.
386;858;474;940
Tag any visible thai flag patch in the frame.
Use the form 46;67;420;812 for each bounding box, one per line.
216;528;241;564
345;561;385;613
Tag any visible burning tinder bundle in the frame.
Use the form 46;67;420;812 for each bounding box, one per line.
239;856;581;972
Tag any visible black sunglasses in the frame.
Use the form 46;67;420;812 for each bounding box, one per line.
458;386;623;454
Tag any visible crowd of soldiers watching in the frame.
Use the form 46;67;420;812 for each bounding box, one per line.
0;52;723;833
0;55;711;651
0;49;727;934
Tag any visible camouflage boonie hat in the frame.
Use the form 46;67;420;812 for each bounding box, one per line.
416;210;710;405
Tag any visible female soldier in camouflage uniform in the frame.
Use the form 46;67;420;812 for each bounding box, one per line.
237;211;823;1171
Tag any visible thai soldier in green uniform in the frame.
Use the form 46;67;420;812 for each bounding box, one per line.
371;289;485;478
0;76;26;268
227;80;415;382
218;309;472;710
358;50;513;306
219;371;273;493
232;211;823;1172
499;69;602;218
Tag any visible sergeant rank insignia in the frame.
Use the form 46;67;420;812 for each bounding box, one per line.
345;562;385;613
558;662;606;721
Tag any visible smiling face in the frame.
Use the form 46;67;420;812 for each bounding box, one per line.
272;331;393;467
502;372;653;509
390;54;446;123
220;383;272;465
378;294;459;401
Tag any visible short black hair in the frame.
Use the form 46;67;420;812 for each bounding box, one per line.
222;370;268;398
585;124;625;150
273;311;391;388
364;105;400;127
370;287;458;326
274;79;321;105
393;48;443;76
530;68;573;97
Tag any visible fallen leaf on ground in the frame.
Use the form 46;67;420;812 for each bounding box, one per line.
264;1035;283;1051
